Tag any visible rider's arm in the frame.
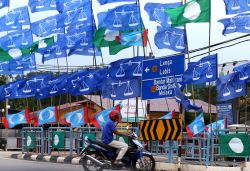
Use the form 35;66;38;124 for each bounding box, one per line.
113;129;131;138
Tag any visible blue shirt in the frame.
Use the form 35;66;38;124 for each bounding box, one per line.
102;120;116;144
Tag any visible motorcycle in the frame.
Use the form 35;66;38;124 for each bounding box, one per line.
80;131;155;170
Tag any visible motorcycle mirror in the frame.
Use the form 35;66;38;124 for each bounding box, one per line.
126;125;129;130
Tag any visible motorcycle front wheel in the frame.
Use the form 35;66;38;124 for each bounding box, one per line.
81;151;104;171
132;153;155;171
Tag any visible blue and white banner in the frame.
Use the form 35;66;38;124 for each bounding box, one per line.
37;106;57;126
217;72;247;101
224;0;250;15
0;30;33;51
65;108;85;128
17;74;52;98
154;26;187;53
183;54;218;84
42;44;67;63
31;15;64;37
219;13;250;35
186;113;205;138
56;0;90;13
108;56;143;80
102;78;141;100
36;74;69;99
6;109;29;128
0;6;30;31
4;79;27;100
0;0;9;9
68;47;101;57
98;0;135;5
144;2;181;28
97;4;141;31
233;61;250;82
29;0;57;13
206;119;225;136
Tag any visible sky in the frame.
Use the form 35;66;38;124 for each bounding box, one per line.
0;0;249;70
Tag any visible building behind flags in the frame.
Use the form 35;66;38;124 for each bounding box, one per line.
34;106;58;126
219;134;250;156
64;107;88;128
3;108;30;128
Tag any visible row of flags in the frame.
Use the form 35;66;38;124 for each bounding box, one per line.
3;104;120;129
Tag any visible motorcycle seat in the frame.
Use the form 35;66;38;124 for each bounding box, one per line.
87;138;118;152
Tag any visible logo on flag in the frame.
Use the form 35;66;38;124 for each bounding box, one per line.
4;108;30;128
186;113;205;138
35;106;58;126
65;108;88;128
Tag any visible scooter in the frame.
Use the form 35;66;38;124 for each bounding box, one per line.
80;131;155;170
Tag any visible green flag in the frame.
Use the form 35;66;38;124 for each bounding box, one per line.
219;134;250;156
25;132;36;150
93;27;129;55
0;36;54;62
165;0;210;27
52;131;65;149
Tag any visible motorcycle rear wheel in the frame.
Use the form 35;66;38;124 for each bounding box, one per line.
81;151;104;171
132;153;155;171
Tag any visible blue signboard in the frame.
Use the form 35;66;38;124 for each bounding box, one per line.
142;55;185;100
217;103;233;125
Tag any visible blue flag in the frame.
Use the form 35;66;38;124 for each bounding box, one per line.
174;82;203;112
117;30;147;46
67;69;105;96
98;0;135;5
233;62;250;82
56;0;89;13
183;54;218;84
65;108;85;128
68;47;101;57
4;79;27;100
17;74;52;98
0;30;33;51
206;119;225;136
58;3;92;27
31;15;64;37
0;6;30;31
154;26;187;53
102;78;141;100
36;74;69;100
0;0;9;9
217;72;247;101
6;109;30;128
37;106;58;126
93;107;115;129
42;44;67;63
107;56;143;80
97;4;141;31
219;13;250;35
0;85;6;102
224;0;250;15
0;54;36;75
186;113;205;138
29;0;57;13
159;111;175;119
144;2;181;28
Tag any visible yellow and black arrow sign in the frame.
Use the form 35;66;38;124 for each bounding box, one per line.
139;119;182;141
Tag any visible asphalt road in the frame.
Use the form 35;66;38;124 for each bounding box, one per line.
0;151;129;171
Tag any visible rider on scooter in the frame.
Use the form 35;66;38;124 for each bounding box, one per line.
102;110;131;165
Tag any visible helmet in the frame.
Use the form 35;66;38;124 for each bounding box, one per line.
109;110;122;123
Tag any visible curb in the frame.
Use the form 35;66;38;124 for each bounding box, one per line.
11;153;81;165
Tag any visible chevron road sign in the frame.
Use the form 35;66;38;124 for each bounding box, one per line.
139;119;182;141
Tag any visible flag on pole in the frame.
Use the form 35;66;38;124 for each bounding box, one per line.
29;0;57;13
116;29;148;47
92;105;120;129
3;108;30;128
224;0;250;15
219;134;250;156
0;0;9;9
219;13;250;35
93;28;129;55
159;111;175;119
165;0;210;27
186;113;205;138
34;106;58;126
206;119;225;136
65;108;88;128
97;0;135;5
233;62;250;82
